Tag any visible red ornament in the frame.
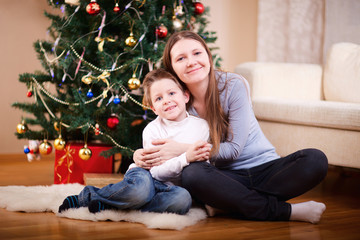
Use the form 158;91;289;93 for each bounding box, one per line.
155;24;168;38
27;91;33;97
107;114;119;129
113;3;120;13
86;0;101;15
194;2;205;15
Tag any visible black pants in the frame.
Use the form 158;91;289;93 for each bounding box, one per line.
182;148;328;221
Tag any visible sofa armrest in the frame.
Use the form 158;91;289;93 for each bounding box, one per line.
234;62;323;101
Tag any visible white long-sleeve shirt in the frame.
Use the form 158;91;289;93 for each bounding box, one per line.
128;113;209;186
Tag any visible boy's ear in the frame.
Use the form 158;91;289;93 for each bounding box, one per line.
150;106;158;115
184;90;190;103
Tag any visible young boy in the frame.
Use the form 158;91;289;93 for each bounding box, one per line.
58;69;211;215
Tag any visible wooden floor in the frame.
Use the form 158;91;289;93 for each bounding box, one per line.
0;154;360;240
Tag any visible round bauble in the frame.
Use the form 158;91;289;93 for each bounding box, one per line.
125;33;137;47
86;90;94;98
113;3;120;13
86;0;101;15
155;24;168;38
107;114;119;129
16;121;28;134
172;17;183;31
113;95;121;104
27;91;33;97
79;146;92;161
39;140;52;155
194;2;205;15
128;76;141;90
24;147;30;154
54;137;66;151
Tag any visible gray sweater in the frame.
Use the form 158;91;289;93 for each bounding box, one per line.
189;71;279;170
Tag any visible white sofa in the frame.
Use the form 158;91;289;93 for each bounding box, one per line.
235;42;360;169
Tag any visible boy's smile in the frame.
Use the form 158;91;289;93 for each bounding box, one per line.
150;78;189;122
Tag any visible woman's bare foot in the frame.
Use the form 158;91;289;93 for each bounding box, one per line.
205;205;226;217
290;201;326;223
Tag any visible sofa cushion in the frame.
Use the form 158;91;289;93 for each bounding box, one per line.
235;62;323;101
323;42;360;103
253;97;360;131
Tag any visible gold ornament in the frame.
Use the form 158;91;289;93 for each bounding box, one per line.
125;33;137;47
172;16;183;31
81;75;94;85
39;140;52;155
54;122;60;131
54;136;66;151
79;144;92;161
128;74;141;90
16;120;28;134
94;36;115;52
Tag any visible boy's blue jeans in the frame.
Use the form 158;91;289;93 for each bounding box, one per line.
78;167;192;215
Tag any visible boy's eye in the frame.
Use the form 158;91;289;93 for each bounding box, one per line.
169;91;176;96
155;96;162;102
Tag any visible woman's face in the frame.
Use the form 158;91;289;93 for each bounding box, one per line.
170;38;211;86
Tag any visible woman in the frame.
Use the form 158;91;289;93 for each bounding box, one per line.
134;31;328;223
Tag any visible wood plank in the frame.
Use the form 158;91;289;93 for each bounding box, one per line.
83;173;124;188
0;154;360;239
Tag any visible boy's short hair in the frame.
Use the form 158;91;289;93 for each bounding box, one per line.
142;69;187;107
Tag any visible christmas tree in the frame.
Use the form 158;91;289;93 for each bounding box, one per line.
13;0;220;164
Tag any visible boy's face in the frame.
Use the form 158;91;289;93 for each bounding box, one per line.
150;78;189;122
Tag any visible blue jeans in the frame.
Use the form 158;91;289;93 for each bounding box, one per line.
182;148;328;221
78;167;192;215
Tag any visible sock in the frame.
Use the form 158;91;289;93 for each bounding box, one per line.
58;195;80;213
88;200;116;213
290;201;326;224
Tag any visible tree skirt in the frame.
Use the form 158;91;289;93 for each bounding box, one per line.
0;184;207;230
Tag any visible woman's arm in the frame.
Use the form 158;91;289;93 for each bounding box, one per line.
150;141;211;182
214;75;252;160
133;140;190;168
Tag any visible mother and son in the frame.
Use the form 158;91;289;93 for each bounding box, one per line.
59;31;328;224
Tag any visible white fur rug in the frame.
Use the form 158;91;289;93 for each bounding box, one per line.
0;184;207;230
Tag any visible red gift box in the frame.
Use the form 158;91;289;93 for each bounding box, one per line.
54;143;113;184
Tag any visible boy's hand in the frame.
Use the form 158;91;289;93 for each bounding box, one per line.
186;141;212;163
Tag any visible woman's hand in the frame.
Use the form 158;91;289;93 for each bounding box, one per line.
133;148;153;169
148;139;190;166
134;139;190;168
186;141;212;163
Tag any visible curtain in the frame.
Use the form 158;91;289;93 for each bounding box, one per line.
257;0;324;64
323;0;360;62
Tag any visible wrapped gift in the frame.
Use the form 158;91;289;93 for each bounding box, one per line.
54;143;114;184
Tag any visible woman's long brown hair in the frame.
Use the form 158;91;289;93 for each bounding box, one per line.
162;31;229;155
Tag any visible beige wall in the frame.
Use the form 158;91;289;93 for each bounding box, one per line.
0;0;257;154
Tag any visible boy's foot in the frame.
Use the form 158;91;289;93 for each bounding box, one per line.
58;195;80;213
88;200;116;213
